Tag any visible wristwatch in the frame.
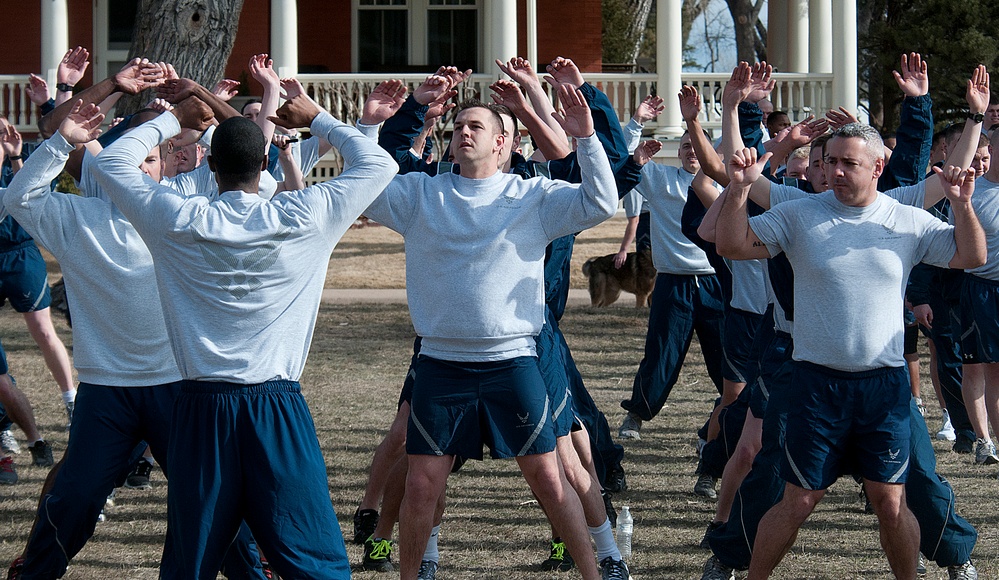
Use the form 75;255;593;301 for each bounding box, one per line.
967;112;985;123
56;83;74;93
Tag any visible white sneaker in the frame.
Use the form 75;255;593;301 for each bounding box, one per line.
0;429;19;455
973;438;999;465
937;409;956;441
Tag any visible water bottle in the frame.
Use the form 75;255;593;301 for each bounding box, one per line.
616;505;633;559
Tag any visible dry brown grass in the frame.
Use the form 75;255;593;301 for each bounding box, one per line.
1;230;996;579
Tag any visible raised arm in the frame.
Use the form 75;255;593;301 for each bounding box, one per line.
158;78;241;123
715;147;774;260
497;57;566;144
491;79;570;160
249;54;281;154
880;53;933;190
55;46;90;106
935;165;986;269
721;62;775;208
678;85;725;183
0;121;24;175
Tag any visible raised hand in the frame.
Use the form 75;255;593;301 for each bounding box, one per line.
722;62;754;107
0;121;23;157
269;94;323;130
413;74;456;106
966;64;990;115
825;106;859;130
746;62;775;104
26;74;50;106
58;46;90;87
496;57;541;88
360;79;409;125
934;165;977;205
249;54;280;88
544;56;585;89
892;52;928;98
633;140;663;166
171;96;214;131
280;77;306;100
728;147;773;186
785;115;830;147
146;97;174;113
490;80;529;113
157;78;200;104
634;95;665;124
114;58;166;95
57;100;104;145
677;86;701;122
211;79;241;101
551;84;593;138
273;133;294;154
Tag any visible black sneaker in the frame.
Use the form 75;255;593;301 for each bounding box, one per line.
125;459;153;489
700;520;723;549
540;538;574;571
7;556;24;580
599;556;632;580
362;536;394;572
28;440;54;467
605;464;627;493
353;508;379;545
603;489;618;528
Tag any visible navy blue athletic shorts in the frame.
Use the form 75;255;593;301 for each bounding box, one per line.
782;361;910;491
0;336;8;375
536;317;575;438
0;242;52;312
749;330;792;420
959;274;999;364
722;307;764;384
407;356;556;460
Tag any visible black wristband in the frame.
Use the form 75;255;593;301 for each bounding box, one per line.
56;83;74;93
7;155;22;161
968;112;985;123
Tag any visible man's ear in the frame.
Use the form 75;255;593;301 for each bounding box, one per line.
207;155;216;173
261;156;268;172
872;156;884;180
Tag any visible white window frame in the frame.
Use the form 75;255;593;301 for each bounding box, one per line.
352;0;481;71
93;0;134;86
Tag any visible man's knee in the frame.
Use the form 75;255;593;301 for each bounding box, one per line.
864;481;908;527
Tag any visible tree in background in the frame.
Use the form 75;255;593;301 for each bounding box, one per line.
117;0;244;116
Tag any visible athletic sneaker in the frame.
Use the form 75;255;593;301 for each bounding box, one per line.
599;556;631;580
6;556;24;580
937;409;956;441
64;401;74;431
694;474;717;500
540;538;574;571
948;560;978;580
0;430;19;455
700;555;735;580
27;440;53;467
973;438;999;465
914;397;926;417
696;437;708;457
917;553;926;576
618;413;642;440
417;560;438;580
0;456;17;485
362;536;394;572
699;520;723;549
953;434;974;454
605;464;627;493
603;489;618;528
125;459;153;489
353;508;379;544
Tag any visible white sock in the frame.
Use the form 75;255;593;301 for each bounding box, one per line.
422;524;440;563
29;438;43;446
589;518;620;561
62;389;76;404
143;456;155;465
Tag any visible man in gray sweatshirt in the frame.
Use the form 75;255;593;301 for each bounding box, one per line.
93;91;397;579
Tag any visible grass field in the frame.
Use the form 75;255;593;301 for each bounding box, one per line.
0;216;996;579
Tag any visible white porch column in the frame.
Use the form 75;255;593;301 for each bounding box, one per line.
768;0;787;71
808;0;832;73
786;0;809;73
832;0;857;115
271;0;299;78
489;0;517;77
655;0;683;137
525;0;538;67
41;0;69;88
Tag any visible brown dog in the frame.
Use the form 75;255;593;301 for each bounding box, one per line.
582;247;656;307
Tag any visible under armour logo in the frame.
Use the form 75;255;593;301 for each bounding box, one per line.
517;412;530;424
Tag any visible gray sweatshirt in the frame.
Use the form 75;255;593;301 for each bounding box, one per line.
93;111;397;383
2;133;181;386
364;134;617;362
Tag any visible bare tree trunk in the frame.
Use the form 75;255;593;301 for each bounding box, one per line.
681;0;711;55
624;0;655;64
725;0;765;63
117;0;245;116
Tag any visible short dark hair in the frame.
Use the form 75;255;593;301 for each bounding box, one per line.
241;99;262;115
487;103;519;136
210;117;266;182
456;98;505;134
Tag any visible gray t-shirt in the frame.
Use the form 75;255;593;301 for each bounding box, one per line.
750;191;956;371
964;175;999;280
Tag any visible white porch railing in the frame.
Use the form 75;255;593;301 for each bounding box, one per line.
0;75;44;132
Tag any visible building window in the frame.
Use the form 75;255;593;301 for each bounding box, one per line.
354;0;479;72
